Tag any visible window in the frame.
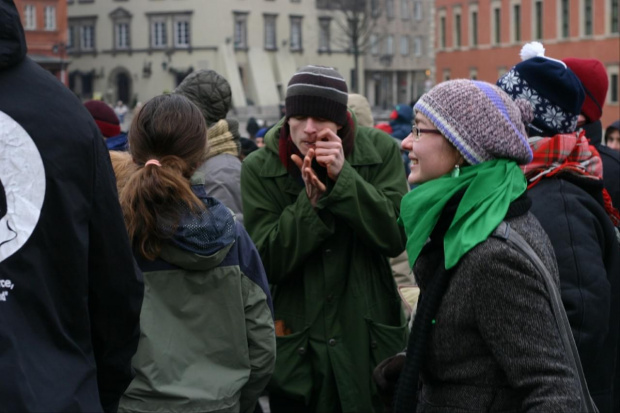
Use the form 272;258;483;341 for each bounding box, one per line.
44;6;56;30
513;3;521;42
24;4;36;30
414;36;422;56
443;69;451;81
470;7;478;46
264;14;277;50
454;9;462;48
439;10;446;49
319;18;330;51
584;0;593;36
386;0;394;19
68;17;97;53
414;1;422;20
386;35;394;55
612;0;619;33
470;68;478;80
67;26;74;49
371;0;380;17
174;18;190;48
115;23;130;49
534;0;543;40
290;16;303;51
609;66;619;103
234;13;248;50
492;2;501;45
151;19;167;48
81;25;94;50
370;33;379;55
561;0;570;38
401;0;409;20
400;36;409;55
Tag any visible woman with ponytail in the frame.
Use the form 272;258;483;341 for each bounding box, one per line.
377;80;583;412
115;94;276;413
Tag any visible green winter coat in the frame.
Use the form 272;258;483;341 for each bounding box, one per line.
241;114;409;412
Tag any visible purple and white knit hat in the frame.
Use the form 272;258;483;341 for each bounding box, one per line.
286;65;349;126
414;79;533;165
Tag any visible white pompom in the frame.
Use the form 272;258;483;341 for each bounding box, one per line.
520;42;545;61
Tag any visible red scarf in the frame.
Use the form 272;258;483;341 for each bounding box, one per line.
523;130;620;226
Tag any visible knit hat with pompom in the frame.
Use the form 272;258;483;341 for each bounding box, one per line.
496;41;585;137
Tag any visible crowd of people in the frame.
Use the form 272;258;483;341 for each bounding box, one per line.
2;1;620;412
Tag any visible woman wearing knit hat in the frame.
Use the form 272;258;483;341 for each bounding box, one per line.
379;79;586;413
241;65;409;413
498;42;620;413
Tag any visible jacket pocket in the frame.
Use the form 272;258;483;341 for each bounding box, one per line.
365;318;408;367
268;328;313;403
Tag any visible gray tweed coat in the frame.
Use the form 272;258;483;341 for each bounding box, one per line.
414;212;582;412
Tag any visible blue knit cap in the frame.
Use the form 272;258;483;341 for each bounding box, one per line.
497;42;585;137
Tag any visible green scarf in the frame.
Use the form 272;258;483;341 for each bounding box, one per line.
399;159;527;270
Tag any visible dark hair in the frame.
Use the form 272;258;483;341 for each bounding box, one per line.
120;94;207;260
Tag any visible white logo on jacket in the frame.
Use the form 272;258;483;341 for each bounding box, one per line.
0;111;46;265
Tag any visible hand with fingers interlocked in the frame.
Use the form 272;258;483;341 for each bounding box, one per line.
291;148;327;208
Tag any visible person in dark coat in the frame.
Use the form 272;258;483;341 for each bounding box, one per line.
498;42;620;413
383;79;583;413
0;1;144;411
563;57;620;211
174;69;244;223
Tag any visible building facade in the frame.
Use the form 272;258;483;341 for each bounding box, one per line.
14;0;69;85
66;0;429;119
435;0;620;128
362;0;434;109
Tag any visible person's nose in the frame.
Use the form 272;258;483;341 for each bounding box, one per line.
304;118;318;134
402;133;414;151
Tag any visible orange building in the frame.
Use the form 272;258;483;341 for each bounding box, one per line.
435;0;620;128
13;0;69;85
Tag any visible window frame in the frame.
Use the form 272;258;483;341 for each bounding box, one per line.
264;13;278;51
289;15;303;52
318;17;331;52
469;5;478;47
24;4;36;30
234;12;249;50
44;6;56;31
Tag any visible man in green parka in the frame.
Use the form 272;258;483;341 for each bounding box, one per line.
241;65;409;413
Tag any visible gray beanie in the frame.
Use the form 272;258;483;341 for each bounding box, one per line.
414;79;533;165
174;70;232;127
285;65;349;126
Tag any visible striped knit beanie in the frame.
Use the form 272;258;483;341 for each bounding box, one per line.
497;42;585;136
285;65;348;126
414;79;533;165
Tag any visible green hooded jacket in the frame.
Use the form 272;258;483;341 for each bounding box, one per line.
241;114;409;412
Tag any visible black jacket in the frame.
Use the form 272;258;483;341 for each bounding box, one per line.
529;175;620;413
584;121;620;209
0;1;143;411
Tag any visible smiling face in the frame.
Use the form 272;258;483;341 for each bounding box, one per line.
288;116;341;156
401;113;463;185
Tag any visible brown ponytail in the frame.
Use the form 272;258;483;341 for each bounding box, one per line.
119;94;207;260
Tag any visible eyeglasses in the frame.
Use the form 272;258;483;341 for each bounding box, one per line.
412;125;442;141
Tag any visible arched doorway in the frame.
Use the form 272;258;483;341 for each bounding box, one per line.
116;72;130;104
108;66;133;105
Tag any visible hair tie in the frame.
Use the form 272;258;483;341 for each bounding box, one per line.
145;159;161;167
